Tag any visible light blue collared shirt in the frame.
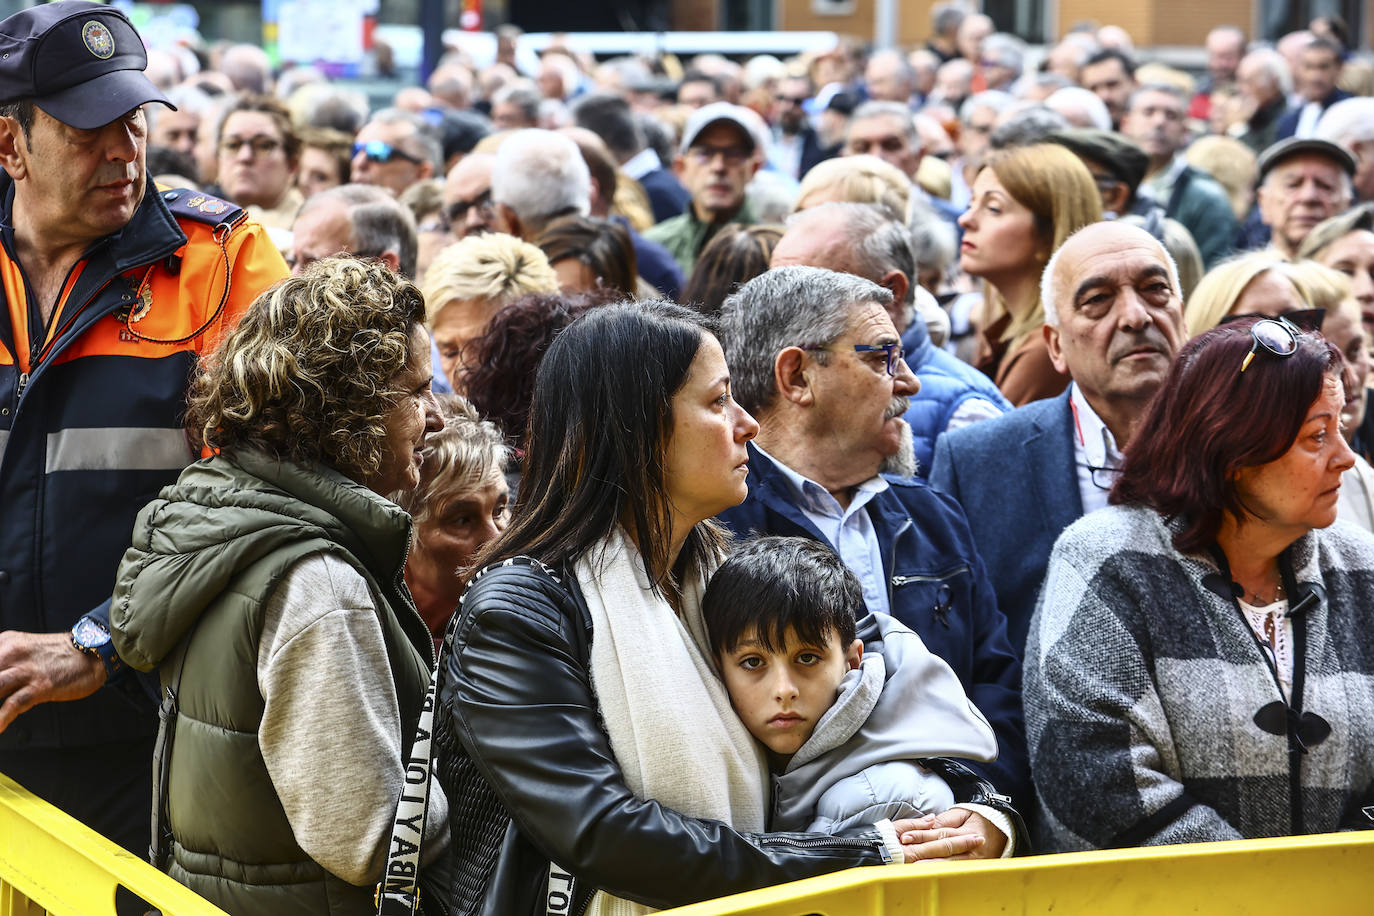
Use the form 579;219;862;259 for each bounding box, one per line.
755;444;892;616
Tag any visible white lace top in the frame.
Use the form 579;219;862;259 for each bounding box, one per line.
1238;597;1293;697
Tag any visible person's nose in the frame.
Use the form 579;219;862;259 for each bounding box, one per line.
423;390;444;433
351;150;370;181
957;207;974;231
1332;430;1357;474
1116;288;1153;330
893;355;920;396
769;667;799;704
234;141;257;164
734;402;759;442
108;121;139;163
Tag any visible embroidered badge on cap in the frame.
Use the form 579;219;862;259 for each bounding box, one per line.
82;21;115;59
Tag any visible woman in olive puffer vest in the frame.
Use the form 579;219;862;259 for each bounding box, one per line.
111;259;449;916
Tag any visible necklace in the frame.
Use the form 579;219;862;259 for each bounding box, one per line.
1246;579;1284;606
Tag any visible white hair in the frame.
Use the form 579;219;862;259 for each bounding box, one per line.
1044;86;1113;131
490;129;592;230
1241;48;1293;97
958;90;1015;124
1041;222;1181;328
1315;97;1374;147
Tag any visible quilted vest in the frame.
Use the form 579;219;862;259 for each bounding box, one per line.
111;451;433;916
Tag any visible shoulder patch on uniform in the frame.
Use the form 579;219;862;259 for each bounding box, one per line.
159;188;246;231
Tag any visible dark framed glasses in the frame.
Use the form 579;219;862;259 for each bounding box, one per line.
1240;317;1300;374
801;342;906;376
353;140;422;165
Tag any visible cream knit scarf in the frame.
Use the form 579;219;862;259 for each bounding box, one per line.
574;527;768;916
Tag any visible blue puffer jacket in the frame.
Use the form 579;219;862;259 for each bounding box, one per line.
900;317;1008;477
717;443;1031;810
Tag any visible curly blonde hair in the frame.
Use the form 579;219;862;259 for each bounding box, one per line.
421;232;558;325
186;257;426;481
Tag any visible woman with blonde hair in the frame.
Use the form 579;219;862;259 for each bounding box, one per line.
1183;253;1309;337
392;394;511;642
793;153;911;221
423;232;559;388
959;143;1101;405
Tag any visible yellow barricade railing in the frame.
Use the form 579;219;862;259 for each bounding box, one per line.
0;772;230;916
659;831;1374;916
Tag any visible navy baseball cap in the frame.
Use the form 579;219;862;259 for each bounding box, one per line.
0;1;172;130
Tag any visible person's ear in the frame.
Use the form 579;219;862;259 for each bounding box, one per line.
775;346;812;406
1045;321;1069;375
845;638;863;670
0;117;28;181
1106;182;1132;216
378;250;401;274
494;202;523;239
418;160;435;181
879;269;909;314
672;154;687;178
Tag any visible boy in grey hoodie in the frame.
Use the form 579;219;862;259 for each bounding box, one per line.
703;537;1019;852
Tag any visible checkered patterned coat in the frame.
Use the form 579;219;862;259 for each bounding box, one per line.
1024;504;1374;852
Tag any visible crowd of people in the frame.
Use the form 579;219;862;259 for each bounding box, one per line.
1;0;1373;914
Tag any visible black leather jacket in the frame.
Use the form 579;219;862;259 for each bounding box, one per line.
435;558;1024;916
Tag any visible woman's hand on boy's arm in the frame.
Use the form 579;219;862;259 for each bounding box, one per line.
888;815;987;862
893;809;1007;860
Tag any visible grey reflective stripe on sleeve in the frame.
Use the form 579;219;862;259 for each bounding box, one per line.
0;429;8;467
45;427;194;473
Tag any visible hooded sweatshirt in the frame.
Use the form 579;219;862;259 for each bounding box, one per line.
770;612;998;834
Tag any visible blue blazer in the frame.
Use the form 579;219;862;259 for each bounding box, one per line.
1275;88;1354;140
718;443;1030;809
928;390;1083;656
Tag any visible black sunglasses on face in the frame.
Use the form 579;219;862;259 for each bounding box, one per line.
353;140;422;165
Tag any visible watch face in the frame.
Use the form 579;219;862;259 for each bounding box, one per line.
72;617;111;649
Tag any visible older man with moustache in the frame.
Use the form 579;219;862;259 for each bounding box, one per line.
771;203;1007;476
930;222;1186;654
715;265;1030;812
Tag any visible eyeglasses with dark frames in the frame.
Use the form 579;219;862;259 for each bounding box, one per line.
1077;461;1120;491
800;342;906;376
442;191;495;229
1240;316;1300;374
220;135;284;157
353;140;423;165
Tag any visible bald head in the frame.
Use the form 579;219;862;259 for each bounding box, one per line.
1042;221;1186;434
772;203;916;330
1043;222;1179;326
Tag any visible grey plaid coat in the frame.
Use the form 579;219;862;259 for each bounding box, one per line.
1025;504;1374;852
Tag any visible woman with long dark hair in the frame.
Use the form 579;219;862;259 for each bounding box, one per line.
1025;317;1374;851
434;301;987;916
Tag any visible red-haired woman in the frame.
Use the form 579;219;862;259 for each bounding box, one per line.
1025;317;1374;851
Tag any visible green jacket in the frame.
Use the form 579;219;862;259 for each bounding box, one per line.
644;199;756;277
111;450;434;916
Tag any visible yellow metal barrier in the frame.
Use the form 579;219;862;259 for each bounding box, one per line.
659;831;1374;915
0;772;229;916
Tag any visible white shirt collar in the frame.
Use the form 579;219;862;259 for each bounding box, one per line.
622;147;662;180
1069;383;1121;471
756;442;889;518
